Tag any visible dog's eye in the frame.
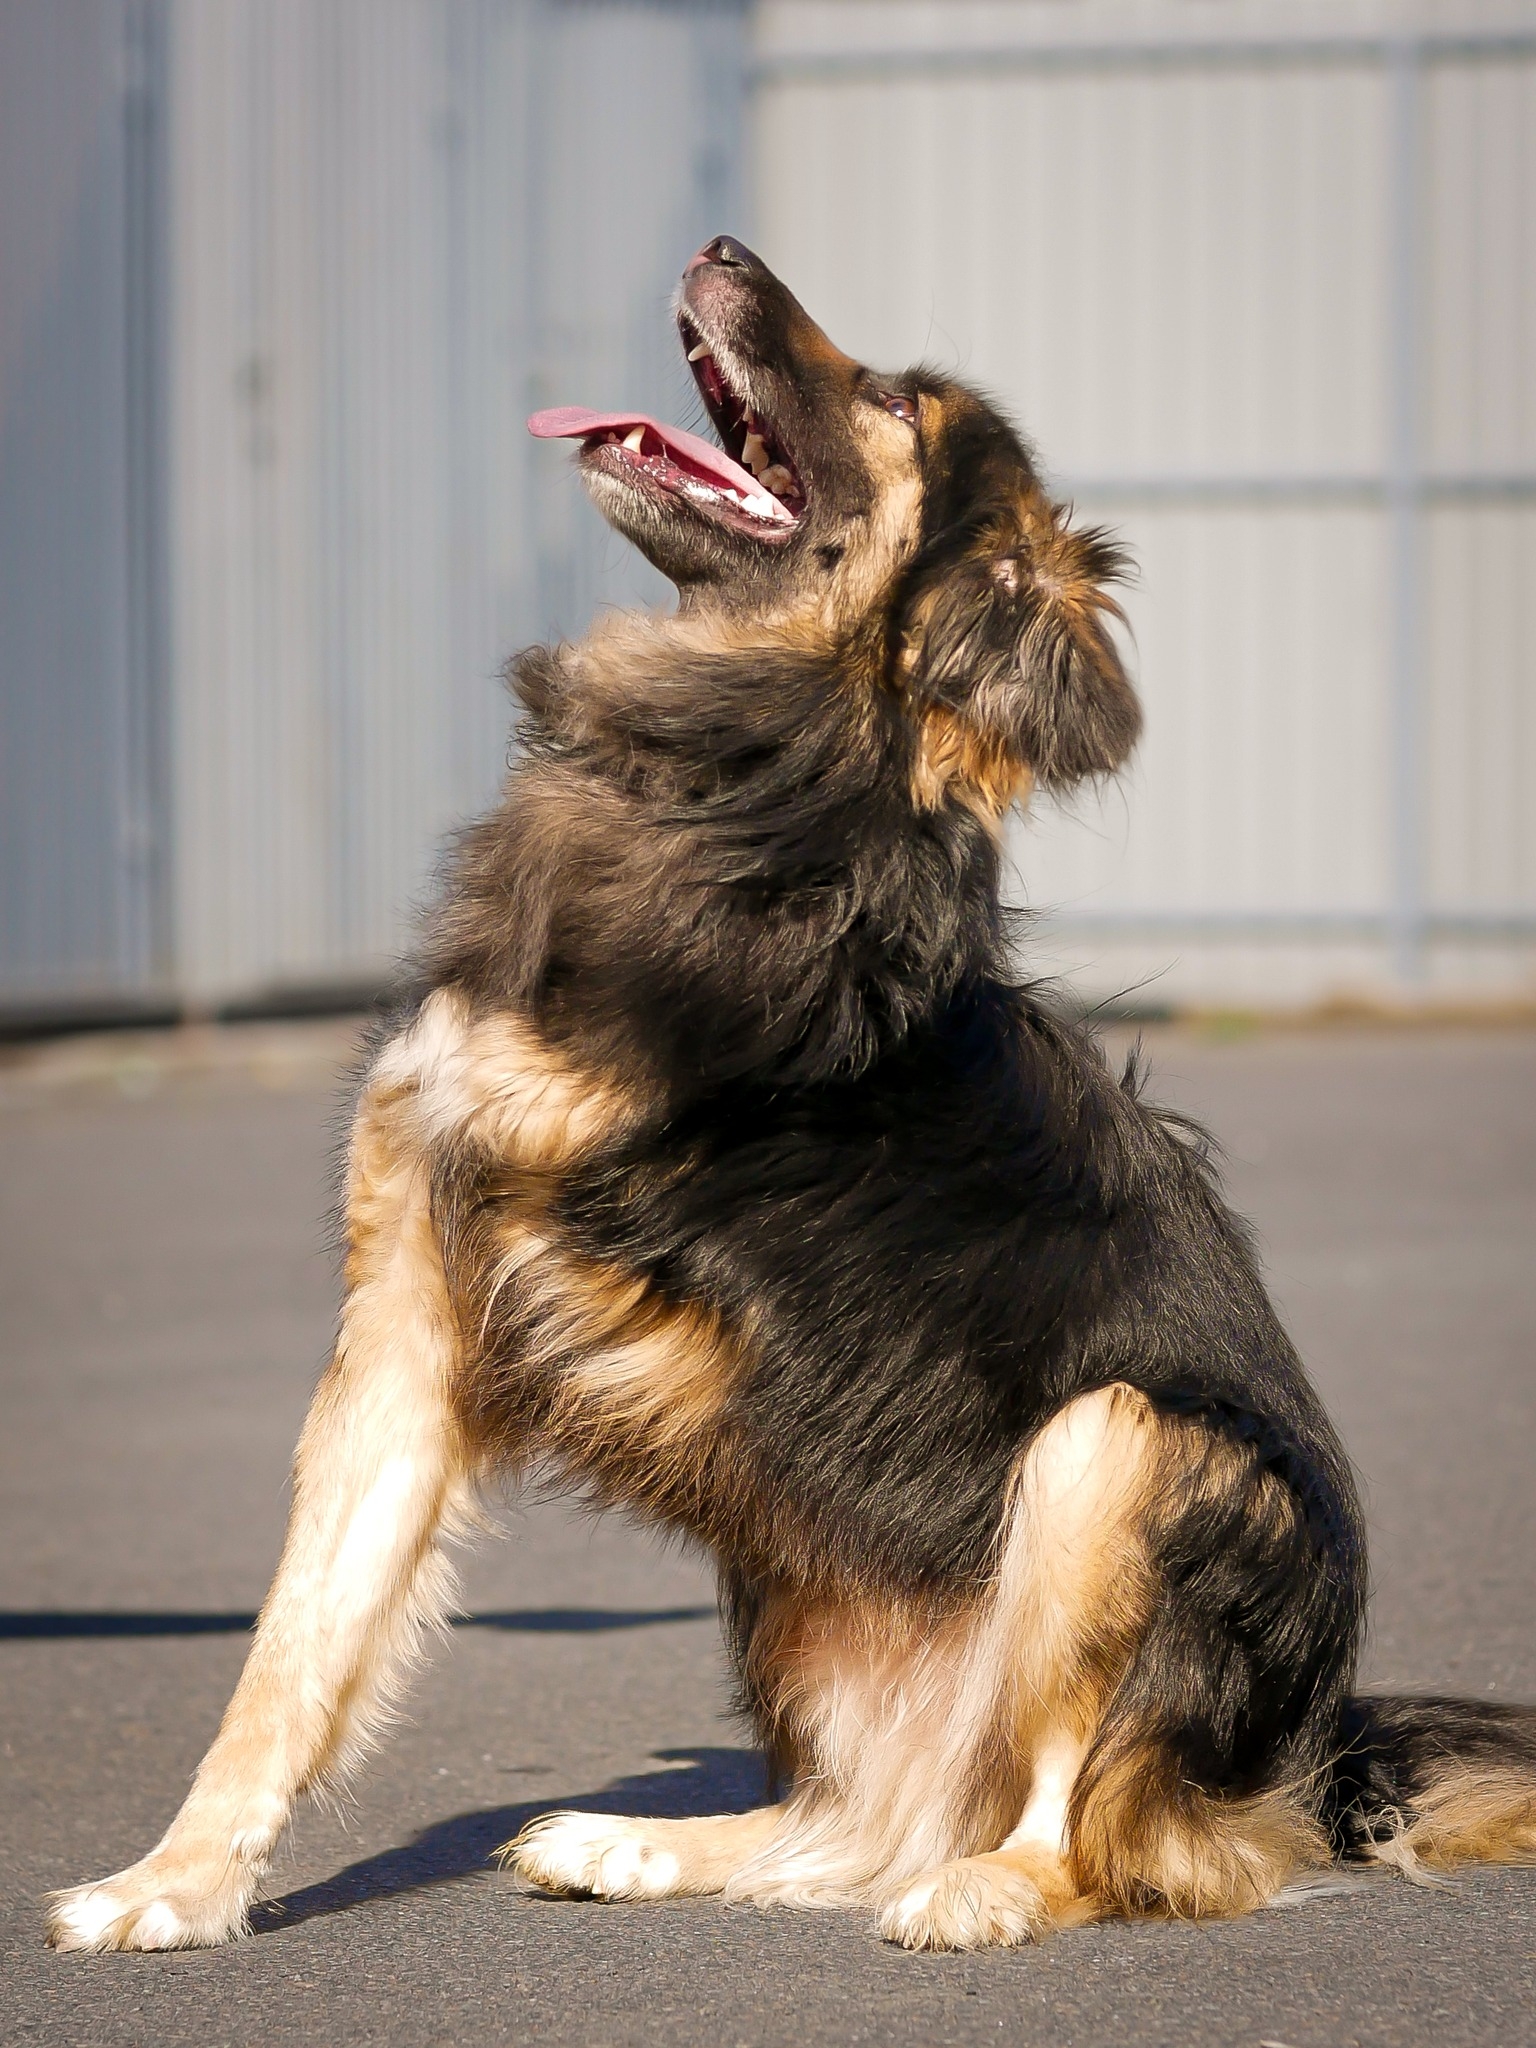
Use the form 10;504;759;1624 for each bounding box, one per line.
881;393;918;424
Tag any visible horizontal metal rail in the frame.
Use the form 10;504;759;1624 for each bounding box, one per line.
751;30;1536;88
1053;474;1536;507
1036;909;1536;940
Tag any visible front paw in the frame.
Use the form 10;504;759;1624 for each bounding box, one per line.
506;1811;682;1901
879;1859;1051;1952
48;1855;253;1953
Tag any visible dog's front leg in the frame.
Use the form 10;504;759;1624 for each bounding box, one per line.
49;1092;475;1952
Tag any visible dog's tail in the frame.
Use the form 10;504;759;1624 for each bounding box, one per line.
1327;1695;1536;1880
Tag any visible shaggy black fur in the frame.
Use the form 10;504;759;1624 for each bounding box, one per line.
429;587;1368;1821
431;641;1008;1094
421;236;1530;1869
1327;1696;1536;1853
442;647;1368;1802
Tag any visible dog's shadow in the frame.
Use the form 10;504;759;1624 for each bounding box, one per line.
248;1746;767;1933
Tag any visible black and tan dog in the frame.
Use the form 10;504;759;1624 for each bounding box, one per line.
51;238;1536;1953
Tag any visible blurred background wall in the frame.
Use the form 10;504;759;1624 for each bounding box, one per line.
2;0;1533;1023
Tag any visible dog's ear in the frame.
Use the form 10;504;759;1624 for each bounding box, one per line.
901;500;1139;806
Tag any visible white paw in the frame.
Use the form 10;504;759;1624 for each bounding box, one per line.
879;1860;1049;1952
48;1857;249;1952
508;1812;683;1902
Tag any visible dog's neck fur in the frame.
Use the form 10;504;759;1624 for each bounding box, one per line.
423;610;1013;1103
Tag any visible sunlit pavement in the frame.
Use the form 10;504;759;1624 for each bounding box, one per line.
3;1019;1534;2048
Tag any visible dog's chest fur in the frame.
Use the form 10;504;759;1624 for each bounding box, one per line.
375;965;1357;1620
374;981;1031;1596
367;987;757;1547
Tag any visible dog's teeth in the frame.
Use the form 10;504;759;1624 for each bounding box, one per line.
687;342;711;363
741;431;770;477
760;464;794;497
622;426;647;453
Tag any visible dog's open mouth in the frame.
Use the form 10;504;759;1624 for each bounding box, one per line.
527;323;806;540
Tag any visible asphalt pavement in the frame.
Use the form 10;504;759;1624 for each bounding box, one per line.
2;1017;1533;2047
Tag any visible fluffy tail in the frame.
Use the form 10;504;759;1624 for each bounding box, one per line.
1328;1695;1536;1881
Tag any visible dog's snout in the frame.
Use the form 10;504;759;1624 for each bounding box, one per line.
685;235;759;278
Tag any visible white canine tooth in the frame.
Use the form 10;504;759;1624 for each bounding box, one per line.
687;342;711;363
759;464;794;496
740;431;770;477
623;426;647;453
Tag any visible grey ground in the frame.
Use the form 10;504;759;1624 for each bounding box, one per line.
2;1017;1533;2048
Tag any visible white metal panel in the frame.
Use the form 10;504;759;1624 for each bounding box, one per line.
9;0;1532;1018
168;0;745;1007
1015;506;1391;916
0;0;166;1011
757;1;1536;63
169;0;483;1001
524;0;749;639
755;64;1390;478
753;1;1536;1007
1424;54;1536;474
1425;505;1536;910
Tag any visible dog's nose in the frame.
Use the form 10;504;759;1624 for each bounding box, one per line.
684;235;759;277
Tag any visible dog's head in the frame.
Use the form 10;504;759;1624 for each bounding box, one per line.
530;236;1139;812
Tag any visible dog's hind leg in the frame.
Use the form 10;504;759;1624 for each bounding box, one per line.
881;1390;1351;1949
510;1804;787;1901
1063;1419;1341;1923
879;1385;1161;1950
878;1735;1096;1950
49;1080;475;1952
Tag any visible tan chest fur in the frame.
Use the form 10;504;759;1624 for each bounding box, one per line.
359;989;748;1531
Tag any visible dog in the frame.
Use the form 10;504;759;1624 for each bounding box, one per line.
50;236;1536;1954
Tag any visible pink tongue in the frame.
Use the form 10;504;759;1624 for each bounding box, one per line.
527;406;793;525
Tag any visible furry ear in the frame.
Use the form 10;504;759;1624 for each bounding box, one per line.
902;504;1139;796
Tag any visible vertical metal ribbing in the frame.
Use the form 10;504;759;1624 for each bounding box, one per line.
442;0;477;820
696;0;750;244
119;0;171;990
524;0;559;640
1386;37;1425;987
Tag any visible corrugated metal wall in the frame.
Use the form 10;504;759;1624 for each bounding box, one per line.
0;0;745;1018
170;0;745;1006
0;0;168;1019
752;0;1536;1008
4;0;1532;1019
